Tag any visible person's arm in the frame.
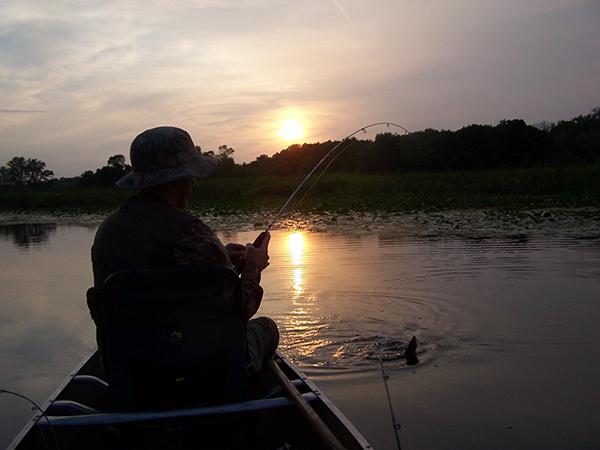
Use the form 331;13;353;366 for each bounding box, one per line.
174;221;266;321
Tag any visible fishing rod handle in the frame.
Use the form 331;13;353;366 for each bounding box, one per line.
234;231;270;273
253;231;269;247
253;231;270;269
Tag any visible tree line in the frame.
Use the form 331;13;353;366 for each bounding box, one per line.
0;156;54;187
1;107;598;189
234;107;600;178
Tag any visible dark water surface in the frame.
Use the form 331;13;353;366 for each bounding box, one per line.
1;217;599;450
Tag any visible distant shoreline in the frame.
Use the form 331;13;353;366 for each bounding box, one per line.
1;208;599;242
1;166;598;219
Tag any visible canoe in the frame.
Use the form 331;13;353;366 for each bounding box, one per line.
7;348;372;450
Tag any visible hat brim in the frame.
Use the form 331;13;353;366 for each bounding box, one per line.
116;154;218;189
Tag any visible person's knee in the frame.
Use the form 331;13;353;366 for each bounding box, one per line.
251;316;278;334
265;319;279;355
248;317;279;358
258;316;278;334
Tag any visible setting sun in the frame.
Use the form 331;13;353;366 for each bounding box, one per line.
278;120;304;141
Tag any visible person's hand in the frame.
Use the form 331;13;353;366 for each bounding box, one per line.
244;231;270;271
225;243;245;264
225;243;246;273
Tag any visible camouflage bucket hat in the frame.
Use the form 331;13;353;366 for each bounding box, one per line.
116;126;218;189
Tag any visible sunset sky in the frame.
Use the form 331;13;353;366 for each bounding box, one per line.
1;0;599;177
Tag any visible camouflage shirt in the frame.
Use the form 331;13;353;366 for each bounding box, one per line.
174;220;264;322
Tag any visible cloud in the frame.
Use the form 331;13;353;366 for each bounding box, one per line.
0;0;598;176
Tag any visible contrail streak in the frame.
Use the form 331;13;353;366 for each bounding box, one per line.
0;109;46;114
330;0;351;22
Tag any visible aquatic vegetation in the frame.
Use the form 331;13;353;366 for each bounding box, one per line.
0;167;598;220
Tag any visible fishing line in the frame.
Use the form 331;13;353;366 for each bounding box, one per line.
286;138;358;218
253;122;416;246
0;389;60;450
374;342;403;450
266;122;412;231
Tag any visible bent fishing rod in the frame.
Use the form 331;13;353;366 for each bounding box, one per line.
252;122;416;247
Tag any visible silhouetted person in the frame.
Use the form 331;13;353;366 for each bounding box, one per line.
89;126;278;375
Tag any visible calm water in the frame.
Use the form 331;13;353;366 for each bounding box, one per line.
1;218;599;450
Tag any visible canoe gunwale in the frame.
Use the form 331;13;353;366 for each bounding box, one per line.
8;349;372;450
7;349;99;450
276;352;373;450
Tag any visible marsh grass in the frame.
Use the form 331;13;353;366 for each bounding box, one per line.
1;166;598;215
0;188;131;215
190;166;600;214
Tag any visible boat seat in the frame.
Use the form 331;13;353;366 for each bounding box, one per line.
45;400;101;416
99;265;248;412
38;393;319;427
71;374;109;391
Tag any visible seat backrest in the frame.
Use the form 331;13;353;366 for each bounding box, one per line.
100;265;248;411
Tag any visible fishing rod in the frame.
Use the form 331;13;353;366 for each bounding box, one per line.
252;122;415;247
375;342;403;450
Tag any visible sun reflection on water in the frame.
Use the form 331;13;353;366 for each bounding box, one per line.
288;232;304;265
282;232;331;359
288;232;304;298
292;268;303;298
